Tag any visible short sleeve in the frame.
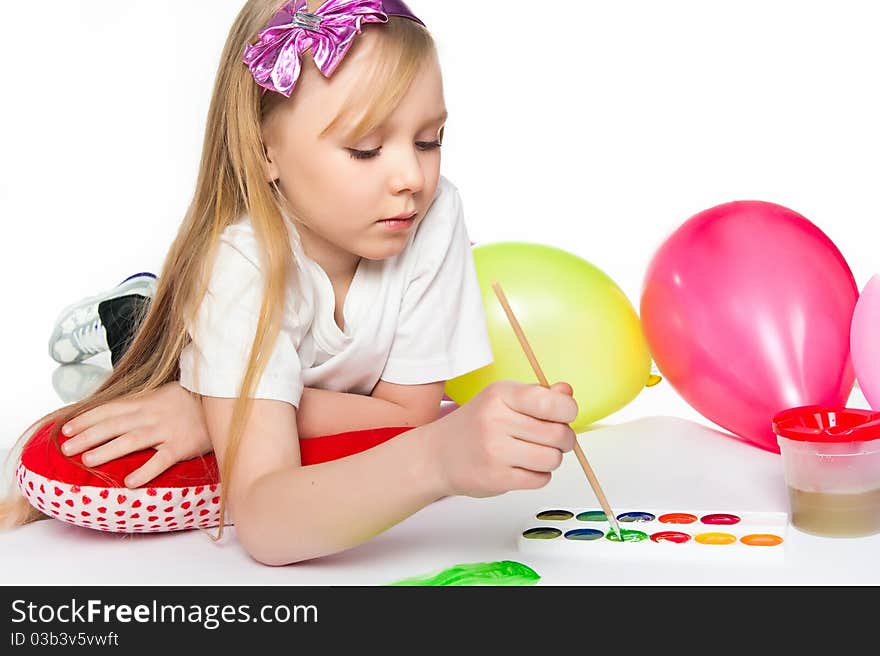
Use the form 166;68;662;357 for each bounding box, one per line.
178;228;305;407
381;180;494;385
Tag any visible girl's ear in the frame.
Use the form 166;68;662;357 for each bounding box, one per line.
264;144;281;184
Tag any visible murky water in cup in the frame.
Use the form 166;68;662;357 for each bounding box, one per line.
787;487;880;537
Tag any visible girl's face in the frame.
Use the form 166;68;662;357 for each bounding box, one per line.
263;31;446;271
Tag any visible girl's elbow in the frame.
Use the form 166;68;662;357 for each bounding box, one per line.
232;483;312;566
246;546;297;567
235;513;300;566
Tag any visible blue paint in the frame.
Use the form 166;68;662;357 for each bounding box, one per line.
617;511;656;523
564;528;605;541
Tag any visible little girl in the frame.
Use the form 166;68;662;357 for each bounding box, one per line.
2;0;577;566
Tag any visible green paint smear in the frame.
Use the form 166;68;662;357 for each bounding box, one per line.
388;560;541;587
605;528;649;542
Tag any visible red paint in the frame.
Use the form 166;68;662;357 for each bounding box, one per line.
651;531;691;544
700;513;740;525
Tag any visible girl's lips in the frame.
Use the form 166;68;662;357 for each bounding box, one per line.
377;212;417;231
378;217;416;231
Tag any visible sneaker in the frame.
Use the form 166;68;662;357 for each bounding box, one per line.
48;273;158;364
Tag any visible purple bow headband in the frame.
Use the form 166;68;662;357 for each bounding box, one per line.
243;0;425;98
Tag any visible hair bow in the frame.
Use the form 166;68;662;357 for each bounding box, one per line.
243;0;393;98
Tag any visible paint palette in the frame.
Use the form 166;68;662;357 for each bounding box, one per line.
519;507;788;562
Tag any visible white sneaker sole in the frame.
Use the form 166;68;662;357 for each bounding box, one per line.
47;275;158;363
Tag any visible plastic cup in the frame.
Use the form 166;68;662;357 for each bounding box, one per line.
772;406;880;537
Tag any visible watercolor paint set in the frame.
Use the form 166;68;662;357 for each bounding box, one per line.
518;507;788;561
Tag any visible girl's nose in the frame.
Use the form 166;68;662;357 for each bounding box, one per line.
388;147;425;195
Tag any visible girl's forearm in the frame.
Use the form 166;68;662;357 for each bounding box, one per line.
295;387;418;438
236;422;445;565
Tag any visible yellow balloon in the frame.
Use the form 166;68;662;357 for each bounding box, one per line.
446;242;651;432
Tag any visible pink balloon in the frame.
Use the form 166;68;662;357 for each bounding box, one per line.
641;201;857;453
852;274;880;410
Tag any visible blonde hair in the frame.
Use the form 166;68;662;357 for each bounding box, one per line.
1;0;435;541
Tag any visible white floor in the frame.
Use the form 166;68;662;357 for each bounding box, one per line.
3;410;880;586
2;348;879;585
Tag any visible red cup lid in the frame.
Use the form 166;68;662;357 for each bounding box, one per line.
772;405;880;443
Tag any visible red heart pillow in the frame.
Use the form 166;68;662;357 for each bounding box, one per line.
17;423;414;533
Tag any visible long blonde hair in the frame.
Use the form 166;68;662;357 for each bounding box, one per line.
0;0;435;541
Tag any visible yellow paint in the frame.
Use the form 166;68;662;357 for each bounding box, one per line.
694;532;736;545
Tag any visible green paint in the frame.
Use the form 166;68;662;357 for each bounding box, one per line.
389;560;540;586
576;510;608;522
522;527;562;539
605;528;649;542
537;510;574;520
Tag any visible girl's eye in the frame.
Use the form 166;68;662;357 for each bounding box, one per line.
347;141;442;161
348;147;381;160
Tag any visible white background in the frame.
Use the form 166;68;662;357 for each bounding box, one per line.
2;0;880;449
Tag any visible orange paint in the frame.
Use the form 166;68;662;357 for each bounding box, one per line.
694;532;736;545
740;533;784;547
658;513;698;524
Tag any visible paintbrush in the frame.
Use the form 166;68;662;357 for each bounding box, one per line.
491;281;624;542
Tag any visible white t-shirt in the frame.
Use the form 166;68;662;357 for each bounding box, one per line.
179;176;494;407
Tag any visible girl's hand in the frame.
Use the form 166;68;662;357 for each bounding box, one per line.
426;380;578;498
59;382;213;488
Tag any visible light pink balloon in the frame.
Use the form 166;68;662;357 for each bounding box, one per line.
852;274;880;410
641;201;857;453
